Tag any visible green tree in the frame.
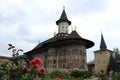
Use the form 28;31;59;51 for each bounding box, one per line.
107;54;119;73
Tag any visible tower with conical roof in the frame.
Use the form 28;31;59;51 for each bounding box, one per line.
56;9;71;38
94;33;112;74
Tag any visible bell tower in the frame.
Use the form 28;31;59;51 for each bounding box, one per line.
94;33;112;74
56;8;71;38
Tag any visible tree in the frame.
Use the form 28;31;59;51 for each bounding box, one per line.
107;54;119;73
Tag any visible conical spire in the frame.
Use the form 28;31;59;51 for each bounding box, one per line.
56;9;71;25
100;33;107;50
59;9;68;20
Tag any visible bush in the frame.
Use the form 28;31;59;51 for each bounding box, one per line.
50;70;62;78
70;70;92;79
1;44;46;80
61;72;69;79
97;74;109;80
82;71;92;78
112;72;120;80
70;70;80;78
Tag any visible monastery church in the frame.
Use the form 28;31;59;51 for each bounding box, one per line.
25;9;94;71
25;9;119;73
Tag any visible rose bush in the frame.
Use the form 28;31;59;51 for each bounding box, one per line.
0;44;46;80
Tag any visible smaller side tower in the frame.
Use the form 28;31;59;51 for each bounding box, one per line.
94;33;112;74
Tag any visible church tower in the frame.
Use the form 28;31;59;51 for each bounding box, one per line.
94;33;112;74
56;9;71;39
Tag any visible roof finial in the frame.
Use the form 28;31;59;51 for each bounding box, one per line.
74;25;76;31
63;6;65;10
54;32;56;37
70;26;73;31
101;30;102;34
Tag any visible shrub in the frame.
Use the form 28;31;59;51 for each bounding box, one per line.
70;70;92;78
97;74;109;80
112;72;120;80
81;71;92;78
50;70;62;78
1;44;46;80
61;72;69;79
70;70;80;78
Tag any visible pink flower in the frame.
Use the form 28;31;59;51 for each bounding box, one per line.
55;78;61;80
34;57;43;65
40;67;46;74
34;63;39;69
30;59;36;66
30;57;43;69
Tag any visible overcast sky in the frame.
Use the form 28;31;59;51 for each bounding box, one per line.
0;0;120;62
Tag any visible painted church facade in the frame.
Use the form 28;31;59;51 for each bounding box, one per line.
25;9;94;71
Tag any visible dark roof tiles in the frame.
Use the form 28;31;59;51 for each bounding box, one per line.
59;9;68;20
67;30;81;39
100;34;107;50
33;31;94;50
56;9;71;25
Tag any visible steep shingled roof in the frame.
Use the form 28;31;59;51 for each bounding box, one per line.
100;33;107;50
67;30;81;39
34;31;94;49
25;30;94;55
56;9;71;25
59;9;68;20
33;37;56;50
66;31;94;48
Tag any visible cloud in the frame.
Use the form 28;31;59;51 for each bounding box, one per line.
62;0;108;16
0;0;120;62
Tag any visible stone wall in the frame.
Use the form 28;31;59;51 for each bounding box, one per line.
94;50;112;74
46;43;88;71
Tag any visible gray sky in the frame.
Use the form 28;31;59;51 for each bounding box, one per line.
0;0;120;62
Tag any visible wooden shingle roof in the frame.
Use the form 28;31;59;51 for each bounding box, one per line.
25;30;94;55
56;9;71;25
